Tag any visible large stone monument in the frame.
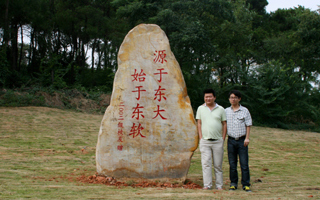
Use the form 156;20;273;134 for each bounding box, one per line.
96;24;198;182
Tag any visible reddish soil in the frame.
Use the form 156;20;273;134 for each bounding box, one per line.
31;173;201;189
76;173;202;189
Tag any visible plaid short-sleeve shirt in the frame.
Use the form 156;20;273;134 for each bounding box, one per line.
225;105;252;138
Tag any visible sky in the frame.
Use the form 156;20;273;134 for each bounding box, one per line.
266;0;320;12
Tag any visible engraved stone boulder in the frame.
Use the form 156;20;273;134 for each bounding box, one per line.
96;24;198;182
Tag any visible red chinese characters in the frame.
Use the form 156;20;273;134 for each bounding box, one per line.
129;123;145;138
130;69;146;138
153;50;167;64
131;69;146;82
118;122;124;129
154;68;168;83
131;68;146;132
132;86;146;100
152;51;168;120
127;50;169;140
152;105;167;120
117;102;125;151
117;145;123;151
118;102;124;121
117;129;123;142
154;85;167;102
132;103;145;120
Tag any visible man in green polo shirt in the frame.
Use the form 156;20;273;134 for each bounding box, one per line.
196;88;227;190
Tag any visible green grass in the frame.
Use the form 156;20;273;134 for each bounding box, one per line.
0;107;319;199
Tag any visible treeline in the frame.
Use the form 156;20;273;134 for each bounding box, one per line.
1;0;320;130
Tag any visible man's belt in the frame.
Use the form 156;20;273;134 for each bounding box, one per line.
228;135;246;140
207;138;218;141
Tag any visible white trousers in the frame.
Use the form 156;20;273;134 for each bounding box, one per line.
200;138;224;188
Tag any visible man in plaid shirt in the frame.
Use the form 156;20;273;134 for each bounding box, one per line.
225;90;252;192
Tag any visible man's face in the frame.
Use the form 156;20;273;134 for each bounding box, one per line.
204;93;216;105
229;93;241;106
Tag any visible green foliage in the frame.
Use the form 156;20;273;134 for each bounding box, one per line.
246;0;268;14
0;87;110;114
1;0;320;130
243;61;319;128
75;67;115;92
38;54;69;89
200;60;320;132
0;90;45;107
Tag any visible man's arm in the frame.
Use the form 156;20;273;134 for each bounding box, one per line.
244;126;251;147
197;119;202;140
222;121;227;141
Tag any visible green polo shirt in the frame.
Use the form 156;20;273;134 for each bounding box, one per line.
196;104;226;139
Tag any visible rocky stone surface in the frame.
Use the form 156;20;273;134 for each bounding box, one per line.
96;24;198;182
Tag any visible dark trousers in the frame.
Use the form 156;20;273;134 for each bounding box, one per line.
227;137;250;187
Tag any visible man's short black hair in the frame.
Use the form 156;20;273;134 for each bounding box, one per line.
203;88;216;97
229;90;242;98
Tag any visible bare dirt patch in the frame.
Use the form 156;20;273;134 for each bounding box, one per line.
76;173;202;189
40;91;65;108
39;90;111;113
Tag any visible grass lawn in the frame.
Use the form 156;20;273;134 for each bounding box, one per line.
0;106;319;199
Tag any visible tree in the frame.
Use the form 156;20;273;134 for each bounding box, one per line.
243;61;318;127
263;7;320;91
245;0;268;14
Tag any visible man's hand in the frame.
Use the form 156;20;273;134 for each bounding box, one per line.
197;119;202;140
222;121;227;141
244;139;250;147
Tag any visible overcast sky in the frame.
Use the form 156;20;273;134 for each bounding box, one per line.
266;0;320;12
